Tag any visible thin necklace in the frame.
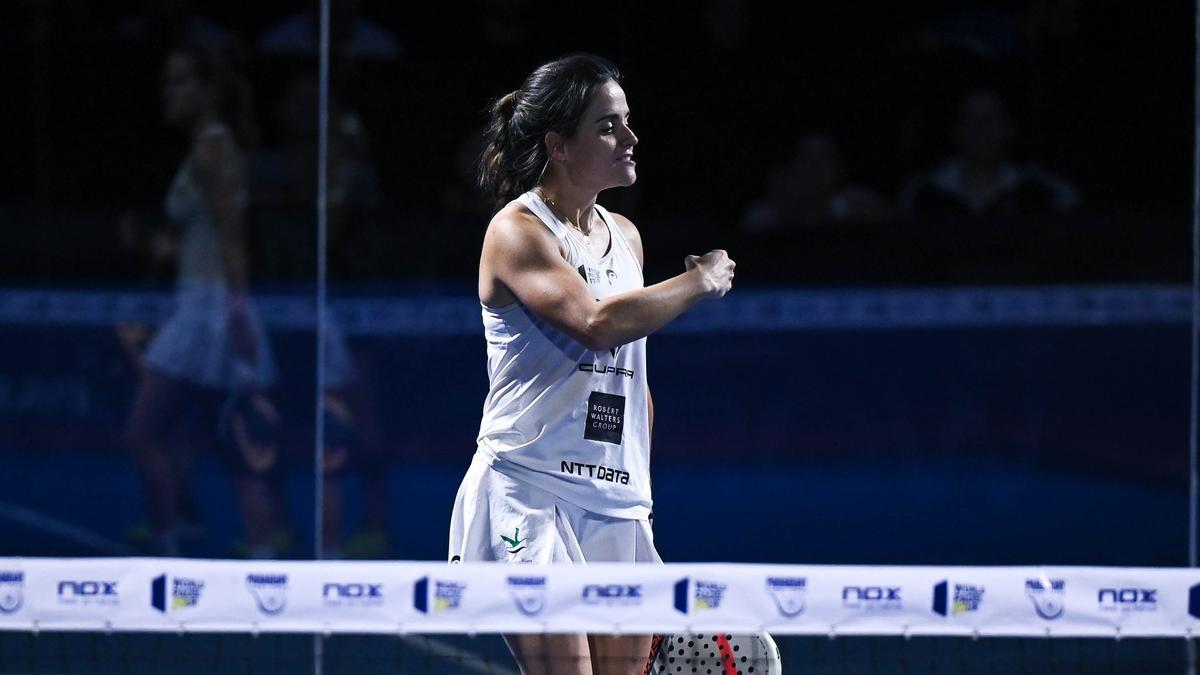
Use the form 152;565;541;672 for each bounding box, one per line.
537;188;591;245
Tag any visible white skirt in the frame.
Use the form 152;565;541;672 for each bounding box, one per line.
144;282;277;389
448;453;660;564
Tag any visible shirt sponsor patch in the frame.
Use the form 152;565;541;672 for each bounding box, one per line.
584;391;625;444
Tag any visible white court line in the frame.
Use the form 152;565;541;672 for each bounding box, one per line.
0;500;133;556
399;635;519;675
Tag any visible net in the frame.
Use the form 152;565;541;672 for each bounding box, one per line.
0;558;1193;674
0;632;1186;674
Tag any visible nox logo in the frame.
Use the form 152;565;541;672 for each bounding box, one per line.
58;580;117;597
0;572;24;614
324;583;382;598
582;584;643;605
842;586;902;611
1098;588;1156;612
766;577;807;618
507;576;547;616
57;580;119;606
246;574;288;615
1025;578;1065;620
323;582;383;607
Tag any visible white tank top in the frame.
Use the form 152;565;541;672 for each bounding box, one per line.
166;159;224;283
475;191;651;519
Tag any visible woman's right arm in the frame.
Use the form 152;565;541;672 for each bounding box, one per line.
481;208;734;351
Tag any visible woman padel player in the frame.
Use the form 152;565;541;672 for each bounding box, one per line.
448;53;736;675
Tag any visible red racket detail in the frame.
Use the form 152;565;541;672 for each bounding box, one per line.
714;634;739;675
643;634;665;675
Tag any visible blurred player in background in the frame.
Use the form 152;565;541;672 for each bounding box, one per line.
125;41;281;558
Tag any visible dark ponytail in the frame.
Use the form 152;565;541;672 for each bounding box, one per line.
477;91;522;213
477;54;622;212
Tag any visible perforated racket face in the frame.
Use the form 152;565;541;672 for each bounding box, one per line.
645;632;781;675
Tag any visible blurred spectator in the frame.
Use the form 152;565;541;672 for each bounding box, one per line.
437;127;493;222
116;0;236;51
473;0;535;48
900;88;1079;222
250;70;380;279
125;41;282;558
248;70;391;558
903;8;1022;62
702;0;749;52
258;0;401;63
316;317;390;560
740;132;892;232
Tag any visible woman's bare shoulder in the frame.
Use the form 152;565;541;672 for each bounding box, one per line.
483;200;560;260
606;210;644;264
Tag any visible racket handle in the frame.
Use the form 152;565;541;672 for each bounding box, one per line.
643;634;665;675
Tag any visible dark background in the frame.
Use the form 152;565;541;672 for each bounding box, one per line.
2;0;1191;284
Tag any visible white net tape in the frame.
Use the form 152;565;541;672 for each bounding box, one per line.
0;559;1195;639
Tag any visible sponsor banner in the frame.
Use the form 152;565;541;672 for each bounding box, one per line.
3;559;1200;637
550;565;678;634
796;565;933;635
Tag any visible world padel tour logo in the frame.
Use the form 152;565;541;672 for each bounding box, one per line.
0;572;24;614
766;577;807;618
151;574;204;613
507;576;547;616
57;580;119;606
673;578;726;614
932;580;984;617
246;574;288;615
414;577;466;614
1025;578;1065;620
1187;583;1200;619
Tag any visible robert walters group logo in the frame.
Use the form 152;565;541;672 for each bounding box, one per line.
1025;578;1065;620
0;572;24;614
932;581;984;617
674;578;726;614
766;577;806;618
507;576;547;616
414;577;466;614
246;574;288;615
151;574;204;613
